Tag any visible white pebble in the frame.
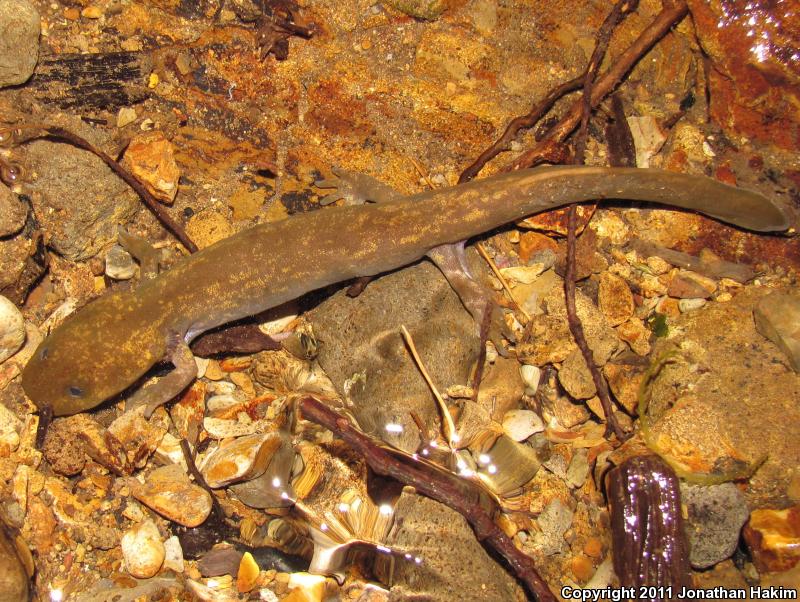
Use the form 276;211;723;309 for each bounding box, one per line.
105;244;137;280
162;536;184;573
678;298;707;313
0;403;22;450
194;356;209;378
121;520;165;578
502;409;544;442
205;380;235;395
519;364;541;394
117;107;138;128
206;394;240;411
0;295;25;363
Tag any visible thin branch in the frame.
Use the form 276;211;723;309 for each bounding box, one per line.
1;124;199;252
476;242;530;323
400;325;458;447
298;397;556;602
565;0;639;443
180;438;225;523
509;0;689;170
458;74;585;183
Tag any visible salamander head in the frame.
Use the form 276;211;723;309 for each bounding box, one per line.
21;292;166;416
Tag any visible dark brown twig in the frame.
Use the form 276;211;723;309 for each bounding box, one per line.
573;0;638;163
298;397;556;602
180;438;225;522
2;124;198;253
458;74;585;183
43;126;199;253
509;0;689;170
469;301;493;394
566;0;638;443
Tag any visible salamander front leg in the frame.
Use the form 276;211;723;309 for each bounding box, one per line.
427;242;509;355
126;333;197;418
315;168;402;205
117;227;161;280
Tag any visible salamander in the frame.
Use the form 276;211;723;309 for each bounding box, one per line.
20;166;790;417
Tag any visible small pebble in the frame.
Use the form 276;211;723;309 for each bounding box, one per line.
206;380;235;395
0;0;40;88
519;364;541;394
500;264;547;284
598;271;634;326
566;449;590;488
175;52;192;75
105;244;137;280
583;537;603;559
80;5;102;18
645;255;671;275
122;131;180;204
0;403;22;450
163;536;184;573
194;356;209;378
682;482;748;569
129;464;212;527
570;553;594;583
616;317;651;356
743;506;800;573
117;107;138;128
502;409;544;442
0;295;25;363
121;520;165;578
753;290;800;372
287;573;326;601
678;298;706;313
230;372;255;397
200;432;282;488
558;348;596;400
204;360;225;380
120;37;142;52
206;393;240;411
667;270;717;299
236;552;260;593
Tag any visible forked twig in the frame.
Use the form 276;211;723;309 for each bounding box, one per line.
298;397;556;602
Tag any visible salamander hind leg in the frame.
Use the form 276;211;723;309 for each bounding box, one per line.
427;243;510;356
126;332;197;418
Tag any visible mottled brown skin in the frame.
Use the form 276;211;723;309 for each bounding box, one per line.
21;166;790;416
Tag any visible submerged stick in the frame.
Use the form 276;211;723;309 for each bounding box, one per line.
298;397;556;602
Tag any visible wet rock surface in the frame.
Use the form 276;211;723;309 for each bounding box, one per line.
22;136;139;261
381;490;525;601
308;260;479;453
645;287;800;507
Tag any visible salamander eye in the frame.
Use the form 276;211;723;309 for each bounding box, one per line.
68;386;83;398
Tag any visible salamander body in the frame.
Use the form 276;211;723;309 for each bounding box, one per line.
21;166;790;416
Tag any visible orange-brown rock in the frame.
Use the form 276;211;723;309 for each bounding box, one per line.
743;506;800;573
122;130;181;204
